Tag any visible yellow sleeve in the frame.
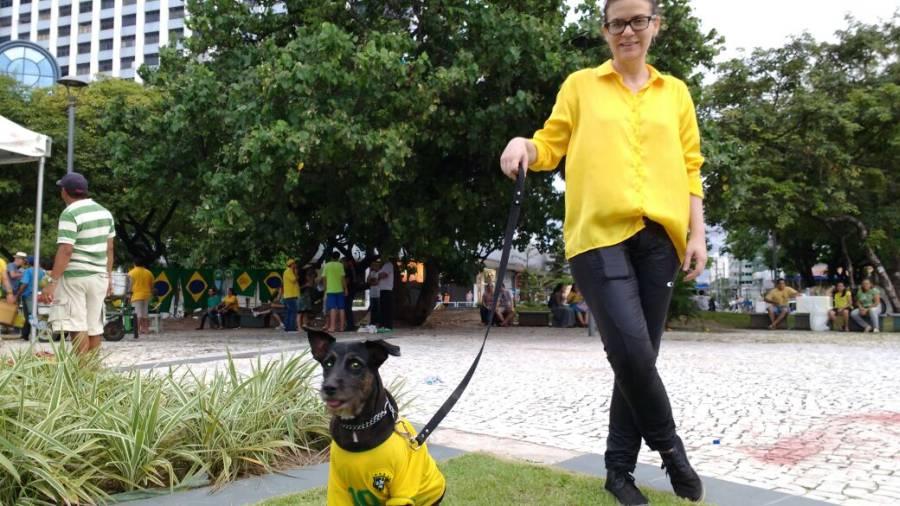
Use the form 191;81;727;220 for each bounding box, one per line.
326;458;350;506
385;447;415;506
529;75;578;171
678;81;704;198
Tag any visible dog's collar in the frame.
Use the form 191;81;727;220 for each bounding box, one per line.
340;399;396;432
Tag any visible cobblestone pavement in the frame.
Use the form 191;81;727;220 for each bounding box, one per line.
4;326;898;504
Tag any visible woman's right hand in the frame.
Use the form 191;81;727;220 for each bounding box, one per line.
499;137;534;180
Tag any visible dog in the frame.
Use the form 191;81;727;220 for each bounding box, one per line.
307;328;446;506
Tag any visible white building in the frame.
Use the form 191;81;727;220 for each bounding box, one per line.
0;0;188;82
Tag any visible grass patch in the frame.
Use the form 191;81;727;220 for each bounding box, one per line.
257;453;702;505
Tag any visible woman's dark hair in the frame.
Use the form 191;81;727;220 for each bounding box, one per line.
604;0;660;18
835;282;847;297
552;283;564;294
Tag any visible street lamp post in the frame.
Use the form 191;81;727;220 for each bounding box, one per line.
57;77;88;174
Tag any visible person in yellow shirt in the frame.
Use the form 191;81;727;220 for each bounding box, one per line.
828;281;853;332
127;258;154;335
498;0;705;503
764;278;799;330
0;257;15;304
221;288;240;328
281;259;300;332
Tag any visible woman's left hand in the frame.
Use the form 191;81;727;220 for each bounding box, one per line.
682;236;707;282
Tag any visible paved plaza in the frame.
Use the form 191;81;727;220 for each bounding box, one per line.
4;324;899;505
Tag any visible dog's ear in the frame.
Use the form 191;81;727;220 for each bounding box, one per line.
305;327;335;363
365;340;401;368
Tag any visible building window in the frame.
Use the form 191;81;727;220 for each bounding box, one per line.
58;25;70;37
79;1;92;14
18;30;29;39
19;0;30;4
0;0;11;8
144;10;159;23
0;17;10;28
100;0;114;8
39;9;52;21
76;62;89;74
120;55;133;68
100;17;113;30
37;29;49;40
121;34;134;47
0;35;9;43
143;53;158;65
59;5;72;17
98;59;111;71
98;38;112;50
168;28;183;41
77;41;90;54
122;0;135;5
121;14;135;26
169;6;184;19
19;13;31;23
60;64;68;75
78;22;91;33
144;31;158;44
56;45;69;56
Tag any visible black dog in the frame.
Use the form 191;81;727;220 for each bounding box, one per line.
307;328;445;505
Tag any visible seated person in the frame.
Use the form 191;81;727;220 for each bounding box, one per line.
221;288;241;328
548;283;575;328
197;288;222;330
851;278;882;333
251;299;285;329
495;285;515;327
480;283;500;325
566;284;589;327
765;278;799;329
828;282;853;331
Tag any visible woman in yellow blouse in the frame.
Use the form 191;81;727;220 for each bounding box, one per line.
500;0;705;503
828;282;853;331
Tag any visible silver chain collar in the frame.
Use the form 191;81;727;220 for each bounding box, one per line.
340;399;396;432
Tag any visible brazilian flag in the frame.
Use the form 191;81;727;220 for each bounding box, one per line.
232;269;257;297
258;269;283;302
180;269;214;312
149;267;177;313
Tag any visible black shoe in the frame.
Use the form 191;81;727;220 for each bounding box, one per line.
604;470;648;506
660;436;704;502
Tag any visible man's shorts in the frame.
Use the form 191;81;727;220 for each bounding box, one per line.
325;293;345;311
132;299;149;318
50;273;108;336
771;305;790;315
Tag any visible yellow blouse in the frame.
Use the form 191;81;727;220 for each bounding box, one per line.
529;60;704;261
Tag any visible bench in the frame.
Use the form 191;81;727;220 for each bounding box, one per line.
749;313;788;329
517;311;549;327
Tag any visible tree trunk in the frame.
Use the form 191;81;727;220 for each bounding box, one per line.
394;260;441;326
840;235;856;290
833;216;900;311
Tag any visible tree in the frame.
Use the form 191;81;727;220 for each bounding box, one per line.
702;15;899;308
102;0;720;324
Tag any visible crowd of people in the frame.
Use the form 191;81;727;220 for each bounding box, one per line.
195;252;398;334
1;252;50;340
763;277;885;332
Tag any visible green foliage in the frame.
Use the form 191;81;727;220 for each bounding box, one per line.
667;273;699;321
0;345;328;504
702;15;899;290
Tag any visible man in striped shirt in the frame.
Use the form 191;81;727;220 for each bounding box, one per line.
41;172;115;355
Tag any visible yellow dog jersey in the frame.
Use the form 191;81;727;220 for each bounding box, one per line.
327;418;445;506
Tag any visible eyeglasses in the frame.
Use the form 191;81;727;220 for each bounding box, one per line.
604;15;657;35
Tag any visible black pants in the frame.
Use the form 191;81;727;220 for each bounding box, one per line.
369;297;381;327
344;291;356;329
379;290;393;329
20;298;31;339
199;310;221;329
569;220;680;472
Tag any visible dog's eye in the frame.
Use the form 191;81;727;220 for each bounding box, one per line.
349;360;363;370
324;359;335;369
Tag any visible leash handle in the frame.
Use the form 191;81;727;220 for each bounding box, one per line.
414;167;526;446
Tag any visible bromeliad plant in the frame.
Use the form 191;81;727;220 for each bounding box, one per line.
0;344;330;505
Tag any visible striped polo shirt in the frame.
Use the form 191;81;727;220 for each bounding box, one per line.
57;199;116;277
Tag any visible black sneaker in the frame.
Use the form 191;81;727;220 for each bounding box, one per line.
660;436;704;502
604;470;649;506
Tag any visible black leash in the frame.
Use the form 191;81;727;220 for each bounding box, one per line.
414;167;526;447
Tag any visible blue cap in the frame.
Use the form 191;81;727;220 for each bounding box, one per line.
56;172;89;196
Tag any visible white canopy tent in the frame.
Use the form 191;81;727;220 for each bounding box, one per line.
0;114;52;341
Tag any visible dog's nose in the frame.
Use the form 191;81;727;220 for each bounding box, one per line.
323;385;337;397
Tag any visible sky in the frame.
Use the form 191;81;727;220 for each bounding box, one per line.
689;0;897;63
